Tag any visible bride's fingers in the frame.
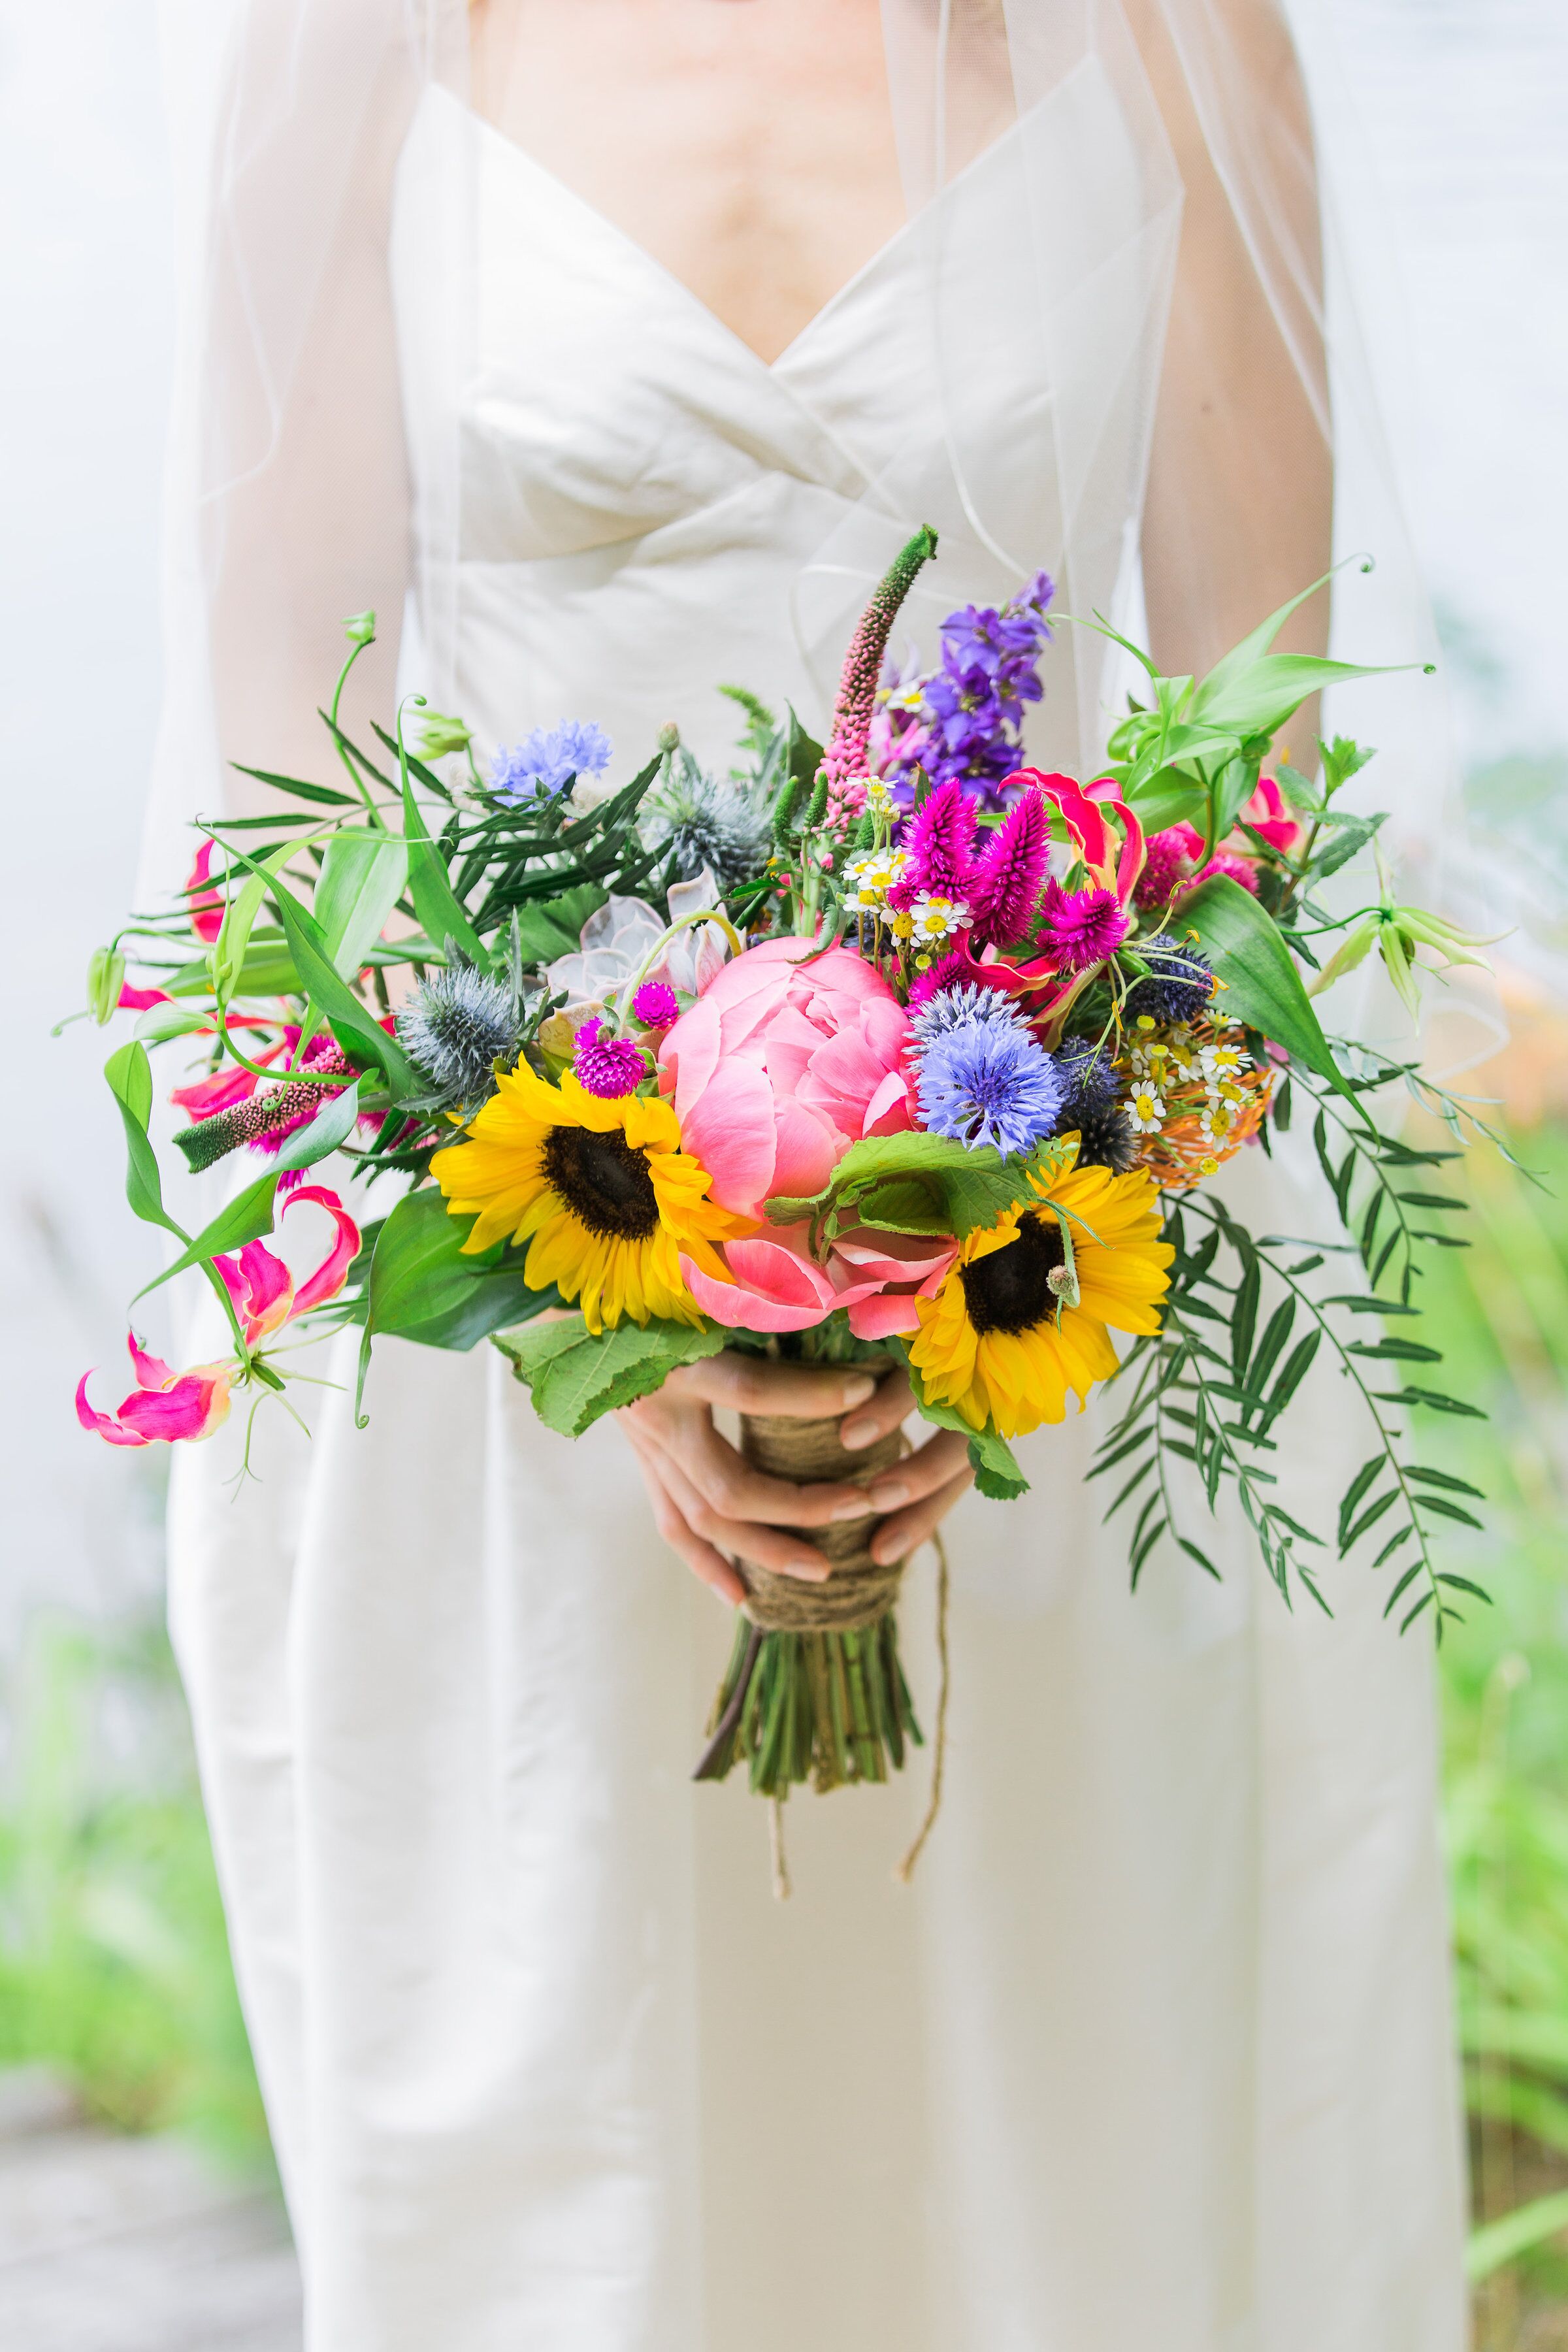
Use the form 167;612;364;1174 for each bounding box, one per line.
622;1429;745;1604
870;1465;973;1568
838;1365;915;1452
863;1427;970;1512
641;1436;835;1582
664;1352;879;1420
656;1410;875;1531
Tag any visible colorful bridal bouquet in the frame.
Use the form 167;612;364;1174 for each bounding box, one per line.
76;529;1503;1812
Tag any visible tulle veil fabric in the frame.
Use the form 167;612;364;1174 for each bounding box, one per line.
146;0;1454;881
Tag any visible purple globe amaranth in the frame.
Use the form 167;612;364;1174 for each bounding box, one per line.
574;1017;646;1100
821;525;939;786
630;981;680;1030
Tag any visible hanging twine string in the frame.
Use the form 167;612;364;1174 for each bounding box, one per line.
894;1530;951;1886
768;1798;792;1901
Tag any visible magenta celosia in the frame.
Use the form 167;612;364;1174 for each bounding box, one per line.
890;779;979;913
1037;877;1132;970
969;788;1049;944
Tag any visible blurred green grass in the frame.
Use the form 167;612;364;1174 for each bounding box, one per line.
0;1618;269;2168
0;1119;1564;2330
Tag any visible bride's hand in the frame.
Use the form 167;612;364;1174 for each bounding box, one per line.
617;1354;973;1605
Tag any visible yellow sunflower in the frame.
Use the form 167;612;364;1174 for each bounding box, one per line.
909;1157;1173;1437
431;1064;750;1333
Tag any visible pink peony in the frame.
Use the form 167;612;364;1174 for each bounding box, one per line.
680;1223;956;1340
658;936;914;1219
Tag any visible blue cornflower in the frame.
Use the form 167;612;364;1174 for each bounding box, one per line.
916;1011;1068;1156
490;719;612;801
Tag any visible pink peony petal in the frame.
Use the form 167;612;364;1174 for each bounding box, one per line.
862;1066;915;1137
677;1057;778;1216
846;1292;925;1341
679;1252;835;1333
721;1237;840;1312
768;1098;843;1203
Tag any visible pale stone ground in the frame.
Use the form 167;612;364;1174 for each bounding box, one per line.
0;2072;302;2352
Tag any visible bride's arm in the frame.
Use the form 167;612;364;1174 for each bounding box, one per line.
1130;0;1333;705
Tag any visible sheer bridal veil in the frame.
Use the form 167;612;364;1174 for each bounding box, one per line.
146;0;1462;1011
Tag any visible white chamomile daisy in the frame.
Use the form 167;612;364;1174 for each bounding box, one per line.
1201;1036;1251;1084
910;892;972;946
1126;1083;1166;1134
863;778;896;819
843;848;910;912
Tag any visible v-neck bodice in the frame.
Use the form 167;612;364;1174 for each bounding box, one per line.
391;73;1180;781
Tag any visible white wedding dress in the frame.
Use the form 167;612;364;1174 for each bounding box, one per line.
168;80;1465;2352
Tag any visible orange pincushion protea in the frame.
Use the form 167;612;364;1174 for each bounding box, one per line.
1117;1017;1277;1194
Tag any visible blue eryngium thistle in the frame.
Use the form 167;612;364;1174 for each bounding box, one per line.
1124;934;1215;1024
397;963;522;1103
915;1009;1067;1156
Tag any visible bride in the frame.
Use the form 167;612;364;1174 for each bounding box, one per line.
153;3;1466;2344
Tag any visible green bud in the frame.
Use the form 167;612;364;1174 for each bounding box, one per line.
656;721;681;756
343;611;377;648
87;946;125;1026
414;708;473;760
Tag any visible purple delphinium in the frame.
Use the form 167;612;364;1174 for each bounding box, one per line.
1037;878;1132;971
491;719;612;801
915;1004;1067;1157
574;1017;645;1100
631;981;680;1029
877;571;1055;811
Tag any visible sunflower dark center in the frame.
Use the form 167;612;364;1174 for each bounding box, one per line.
959;1211;1065;1337
543;1124;660;1241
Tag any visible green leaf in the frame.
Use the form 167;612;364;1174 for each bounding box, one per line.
1179;875;1360;1108
508;883;610;966
365;1188;542;1348
314;830;410;979
134;1002;212;1044
1466;2188;1568;2284
1230;1254;1260;1379
1194;653;1415;739
1345;1335;1443;1364
229;762;357;807
1404;1464;1484;1497
133;1174;279;1299
400;765;485;964
1375;1386;1486;1419
889;1341;1030;1497
767;1130;1057;1253
226;845;415;1094
1414;1495;1485;1531
104;1042;181;1237
1337;1455;1384;1551
499;1315;727;1436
